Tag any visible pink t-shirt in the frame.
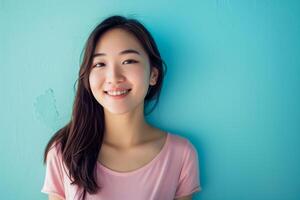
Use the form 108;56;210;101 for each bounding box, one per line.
41;132;202;199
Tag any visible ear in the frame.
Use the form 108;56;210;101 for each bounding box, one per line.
149;67;159;86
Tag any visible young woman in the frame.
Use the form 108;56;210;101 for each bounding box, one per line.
41;15;201;200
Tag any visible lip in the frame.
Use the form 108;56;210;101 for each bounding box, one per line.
104;89;131;99
105;88;131;92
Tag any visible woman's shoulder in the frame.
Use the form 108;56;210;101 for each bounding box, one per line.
45;141;63;163
167;132;196;153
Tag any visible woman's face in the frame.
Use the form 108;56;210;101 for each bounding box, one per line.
89;28;158;114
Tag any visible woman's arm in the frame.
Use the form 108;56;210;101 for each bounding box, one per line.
49;194;64;200
174;194;193;200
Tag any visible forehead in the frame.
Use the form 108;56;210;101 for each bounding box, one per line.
94;28;147;56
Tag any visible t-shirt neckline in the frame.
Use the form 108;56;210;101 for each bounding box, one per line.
96;132;170;176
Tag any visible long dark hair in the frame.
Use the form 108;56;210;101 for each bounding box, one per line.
43;15;167;199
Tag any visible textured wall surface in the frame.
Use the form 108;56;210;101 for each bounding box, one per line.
1;0;300;199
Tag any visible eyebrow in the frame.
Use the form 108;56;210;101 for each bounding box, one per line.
92;49;141;58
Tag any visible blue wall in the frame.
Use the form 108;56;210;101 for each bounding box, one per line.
1;0;299;199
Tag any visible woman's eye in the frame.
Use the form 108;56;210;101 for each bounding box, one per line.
94;63;105;68
93;60;137;68
123;59;138;65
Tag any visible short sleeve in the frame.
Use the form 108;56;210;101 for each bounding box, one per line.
41;144;66;200
175;140;202;198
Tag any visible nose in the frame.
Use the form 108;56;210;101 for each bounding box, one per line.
105;64;125;84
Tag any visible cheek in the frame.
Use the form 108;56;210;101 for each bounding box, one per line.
89;71;103;90
130;66;150;86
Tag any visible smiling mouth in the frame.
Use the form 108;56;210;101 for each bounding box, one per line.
104;89;132;96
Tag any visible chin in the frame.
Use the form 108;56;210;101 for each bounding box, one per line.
104;107;133;115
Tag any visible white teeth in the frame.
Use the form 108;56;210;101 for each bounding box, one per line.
107;90;130;96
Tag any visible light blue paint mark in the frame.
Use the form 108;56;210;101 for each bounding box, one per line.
34;88;60;131
215;0;235;29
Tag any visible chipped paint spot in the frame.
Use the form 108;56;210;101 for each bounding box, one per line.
34;88;60;131
215;0;234;28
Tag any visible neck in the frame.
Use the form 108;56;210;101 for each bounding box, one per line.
103;104;152;149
